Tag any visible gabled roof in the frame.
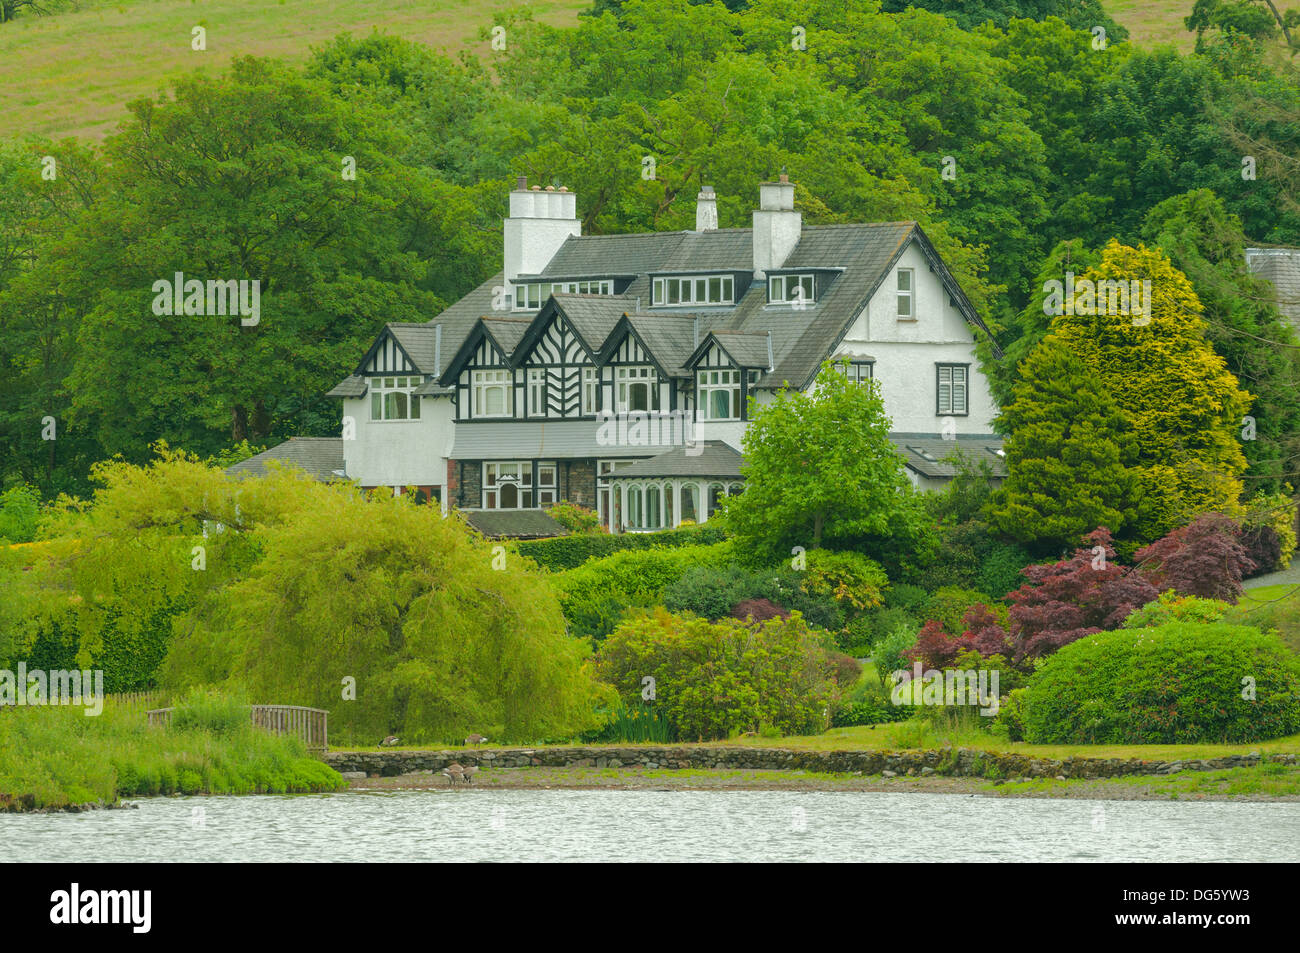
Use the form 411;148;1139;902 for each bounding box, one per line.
1246;247;1300;329
603;440;745;479
511;294;633;367
528;222;998;392
438;316;532;384
225;437;345;482
687;329;773;371
354;322;441;376
598;313;699;377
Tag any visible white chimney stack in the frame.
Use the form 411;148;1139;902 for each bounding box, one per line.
503;176;581;284
752;172;800;278
695;185;718;232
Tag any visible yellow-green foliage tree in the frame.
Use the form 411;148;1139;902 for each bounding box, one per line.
1050;241;1251;542
14;447;608;743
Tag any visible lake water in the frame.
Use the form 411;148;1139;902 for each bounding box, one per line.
4;790;1298;862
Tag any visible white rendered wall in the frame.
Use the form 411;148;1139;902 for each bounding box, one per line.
341;394;454;491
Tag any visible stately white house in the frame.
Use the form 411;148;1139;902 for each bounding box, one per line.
230;176;1006;535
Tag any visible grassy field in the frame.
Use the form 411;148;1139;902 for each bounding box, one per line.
0;0;587;141
1105;0;1300;50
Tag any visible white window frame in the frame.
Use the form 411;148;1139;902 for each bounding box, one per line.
937;364;968;416
651;275;734;307
369;376;423;422
581;366;598;415
513;279;613;311
472;368;513;418
841;361;874;384
527;368;546;417
615;365;660;413
697;368;742;421
482;460;557;509
768;273;815;305
897;268;915;319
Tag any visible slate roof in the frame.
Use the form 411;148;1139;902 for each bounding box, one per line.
1246;247;1300;330
225;437;345;482
888;434;1007;479
326;375;367;398
460;509;567;539
703;329;773;369
617;314;699;375
603;440;745;479
481;317;533;358
532;222;995;390
449;420;679;459
387;323;441;373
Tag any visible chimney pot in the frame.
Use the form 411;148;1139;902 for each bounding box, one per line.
779;172;789;184
545;185;556;192
531;185;540;191
558;186;568;192
516;175;527;190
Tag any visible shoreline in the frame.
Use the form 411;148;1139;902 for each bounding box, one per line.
343;764;1300;802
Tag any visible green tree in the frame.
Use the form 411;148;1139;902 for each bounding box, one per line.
724;360;928;554
988;336;1139;549
1141;189;1300;494
1051;241;1252;541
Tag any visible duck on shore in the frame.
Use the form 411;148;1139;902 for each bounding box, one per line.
442;763;465;787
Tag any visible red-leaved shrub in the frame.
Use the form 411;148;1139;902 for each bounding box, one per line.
730;597;790;623
1135;513;1255;602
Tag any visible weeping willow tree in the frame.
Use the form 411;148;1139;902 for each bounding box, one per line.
19;446;609;743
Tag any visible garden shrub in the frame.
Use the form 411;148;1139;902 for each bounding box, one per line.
730;597;790;623
555;541;733;639
993;687;1029;741
544;501;603;535
1135;513;1255;603
0;484;41;543
518;524;729;571
1019;623;1300;744
1121;591;1230;628
799;549;888;612
597;607;836;740
663;564;752;619
975;541;1033;599
1240;524;1282;579
873;622;919;685
883;583;929;615
924;586;1000;633
1007;528;1157;665
1242;491;1297;571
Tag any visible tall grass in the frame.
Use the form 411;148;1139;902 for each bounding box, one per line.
0;691;344;811
582;701;675;744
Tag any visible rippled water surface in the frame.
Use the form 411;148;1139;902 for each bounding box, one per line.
4;790;1297;862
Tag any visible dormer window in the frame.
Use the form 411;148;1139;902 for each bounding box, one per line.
370;376;423;421
616;365;660;413
652;275;734;306
897;268;915;319
768;273;814;306
514;279;613;310
840;361;873;384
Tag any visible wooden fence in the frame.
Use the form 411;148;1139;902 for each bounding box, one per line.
147;704;329;753
104;691;171;711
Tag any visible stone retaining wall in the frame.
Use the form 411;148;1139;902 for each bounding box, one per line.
323;745;1297;781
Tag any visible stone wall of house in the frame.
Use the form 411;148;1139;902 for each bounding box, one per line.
562;458;597;509
323;745;1295;780
455;460;482;508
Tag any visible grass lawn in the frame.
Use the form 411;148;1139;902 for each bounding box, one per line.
0;0;587;141
1103;0;1300;53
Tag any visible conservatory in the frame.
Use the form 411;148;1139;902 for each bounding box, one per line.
603;441;745;534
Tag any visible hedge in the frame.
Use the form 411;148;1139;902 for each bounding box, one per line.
518;524;729;570
1020;622;1300;744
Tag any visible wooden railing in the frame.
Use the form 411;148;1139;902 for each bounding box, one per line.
105;691;171;711
147;704;329;753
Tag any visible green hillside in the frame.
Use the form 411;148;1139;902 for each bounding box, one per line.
0;0;587;141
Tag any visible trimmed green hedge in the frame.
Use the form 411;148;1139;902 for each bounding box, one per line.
1021;622;1300;744
518;525;729;571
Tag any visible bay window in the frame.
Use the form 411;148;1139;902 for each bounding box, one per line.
616;365;660;413
482;461;556;509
